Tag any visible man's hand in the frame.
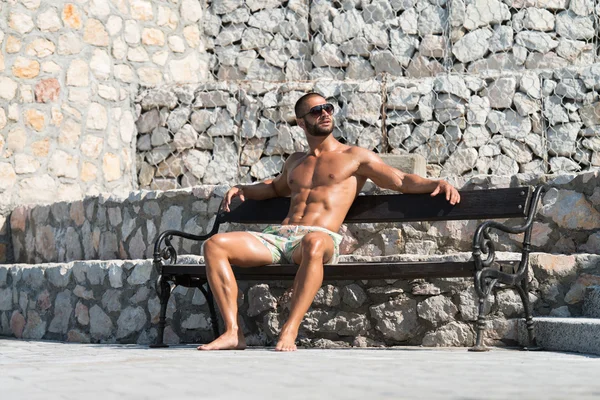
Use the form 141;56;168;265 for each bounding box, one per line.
221;186;245;212
430;180;460;205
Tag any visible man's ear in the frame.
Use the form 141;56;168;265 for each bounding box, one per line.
296;118;305;129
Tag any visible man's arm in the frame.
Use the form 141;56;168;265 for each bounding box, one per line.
355;148;460;205
221;155;293;212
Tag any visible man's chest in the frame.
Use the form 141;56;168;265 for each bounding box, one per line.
287;154;358;188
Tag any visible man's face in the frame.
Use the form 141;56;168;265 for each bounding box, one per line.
300;97;335;137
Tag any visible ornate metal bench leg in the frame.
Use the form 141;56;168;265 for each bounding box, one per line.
199;284;220;340
150;275;171;348
470;297;490;352
515;281;541;351
470;272;497;352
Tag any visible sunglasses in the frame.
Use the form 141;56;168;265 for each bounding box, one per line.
298;103;334;118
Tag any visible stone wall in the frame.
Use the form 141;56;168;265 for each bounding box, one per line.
172;0;600;81
1;252;598;346
9;171;600;265
136;66;600;189
2;0;599;263
0;0;146;261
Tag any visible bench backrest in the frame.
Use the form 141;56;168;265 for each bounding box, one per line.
219;186;533;224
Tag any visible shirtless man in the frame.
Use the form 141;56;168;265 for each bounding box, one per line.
198;93;461;352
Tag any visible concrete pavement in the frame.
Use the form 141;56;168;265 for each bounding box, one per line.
1;338;599;400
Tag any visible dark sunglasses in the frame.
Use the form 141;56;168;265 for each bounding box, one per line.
298;103;334;118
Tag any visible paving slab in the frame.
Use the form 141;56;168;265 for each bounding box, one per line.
1;338;600;400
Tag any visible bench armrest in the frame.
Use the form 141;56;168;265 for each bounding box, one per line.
471;184;547;296
153;212;225;266
472;184;546;269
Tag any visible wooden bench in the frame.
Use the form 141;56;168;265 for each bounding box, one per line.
151;185;547;351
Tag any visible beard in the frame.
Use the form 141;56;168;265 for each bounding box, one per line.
304;117;334;137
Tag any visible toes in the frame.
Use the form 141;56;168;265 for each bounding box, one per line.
275;342;297;351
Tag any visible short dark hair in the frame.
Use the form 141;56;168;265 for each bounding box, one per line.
294;92;325;118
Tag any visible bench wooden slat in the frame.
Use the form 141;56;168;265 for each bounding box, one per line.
163;261;479;280
221;187;532;224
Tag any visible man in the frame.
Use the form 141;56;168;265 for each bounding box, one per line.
198;93;460;351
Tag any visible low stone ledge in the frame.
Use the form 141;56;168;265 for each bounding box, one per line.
0;252;598;347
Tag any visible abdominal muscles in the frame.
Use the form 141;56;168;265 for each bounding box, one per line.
281;185;355;231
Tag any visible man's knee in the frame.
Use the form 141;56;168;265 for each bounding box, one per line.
300;232;331;259
203;233;228;255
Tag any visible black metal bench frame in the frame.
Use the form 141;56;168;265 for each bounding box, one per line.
151;185;547;351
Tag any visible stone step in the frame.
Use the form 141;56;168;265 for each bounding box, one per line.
1;257;599;349
10;171;600;265
519;317;600;356
583;286;600;318
0;254;552;347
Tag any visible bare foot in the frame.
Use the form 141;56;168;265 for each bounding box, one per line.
275;330;298;352
197;330;246;351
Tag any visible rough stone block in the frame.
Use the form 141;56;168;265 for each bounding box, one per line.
127;262;153;285
86;262;107;285
370;298;418;341
321;311;370;336
108;263;124;288
247;284;277;317
0;268;8;287
422;321;474;347
313;285;341;307
89;305;113;340
23;310;46;339
48;290;73;334
342;284;367;308
583;286;600;318
417;295;458;326
564;273;600;304
379;154;426;176
0;287;12;310
530;253;577;279
116;306;147;339
181;313;210;330
21;267;44;289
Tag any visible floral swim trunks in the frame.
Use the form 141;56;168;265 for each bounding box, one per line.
249;225;343;265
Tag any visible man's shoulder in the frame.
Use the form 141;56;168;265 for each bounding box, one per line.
346;145;365;153
283;151;307;169
346;145;375;159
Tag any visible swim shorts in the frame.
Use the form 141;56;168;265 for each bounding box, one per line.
248;225;343;265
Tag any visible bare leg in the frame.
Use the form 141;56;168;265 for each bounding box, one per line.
275;232;334;352
198;232;274;350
